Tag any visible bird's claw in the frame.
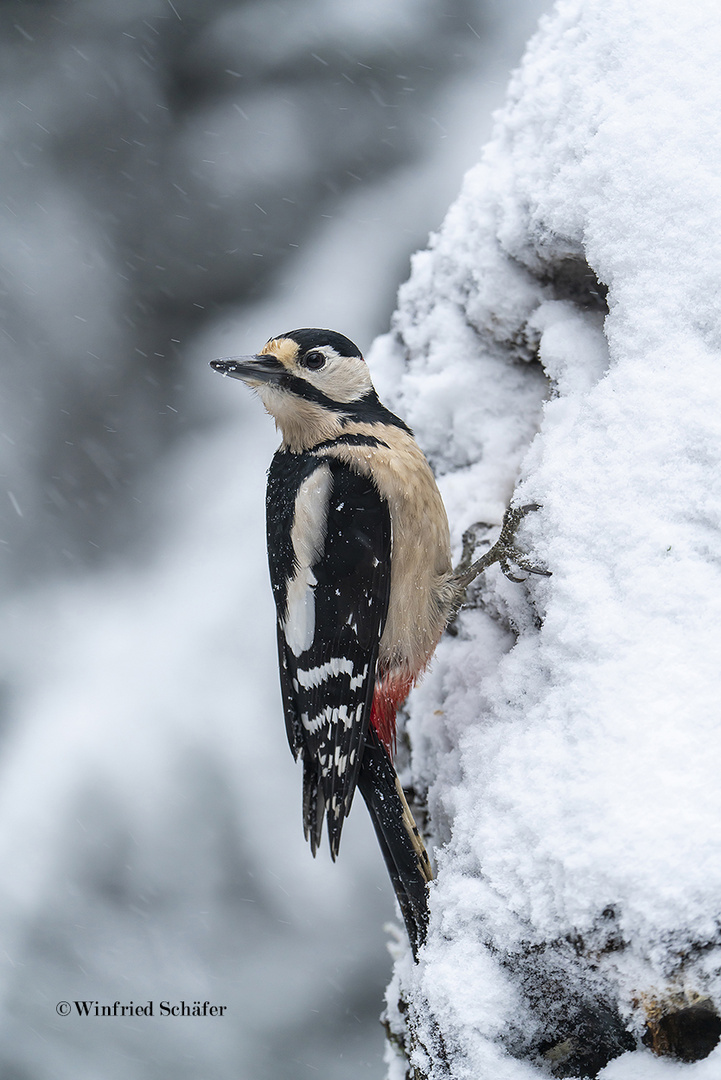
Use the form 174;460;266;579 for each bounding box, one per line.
452;502;550;599
495;504;551;581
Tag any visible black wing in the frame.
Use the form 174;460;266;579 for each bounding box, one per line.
267;452;391;858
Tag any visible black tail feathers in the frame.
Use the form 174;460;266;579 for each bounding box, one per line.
357;727;432;958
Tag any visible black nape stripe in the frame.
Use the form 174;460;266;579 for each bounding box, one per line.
312;433;390;453
345;393;413;435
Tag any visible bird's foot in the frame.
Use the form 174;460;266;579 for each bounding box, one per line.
448;504;550;626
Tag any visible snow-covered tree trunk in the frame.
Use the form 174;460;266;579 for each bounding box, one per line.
370;1;721;1076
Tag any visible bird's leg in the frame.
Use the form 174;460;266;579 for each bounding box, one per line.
447;503;550;626
454;519;497;578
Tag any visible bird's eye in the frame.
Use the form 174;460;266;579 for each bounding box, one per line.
303;350;326;370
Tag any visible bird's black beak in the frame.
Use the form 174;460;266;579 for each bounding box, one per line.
209;354;285;383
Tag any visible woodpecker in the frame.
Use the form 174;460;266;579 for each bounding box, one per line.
211;328;546;956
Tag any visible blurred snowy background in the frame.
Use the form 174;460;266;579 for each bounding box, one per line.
0;1;549;1077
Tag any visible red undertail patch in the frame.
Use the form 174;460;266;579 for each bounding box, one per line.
370;672;414;755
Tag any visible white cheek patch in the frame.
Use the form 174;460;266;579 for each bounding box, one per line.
305;355;372;403
283;463;333;657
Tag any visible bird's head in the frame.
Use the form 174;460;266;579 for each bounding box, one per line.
210;328;376;449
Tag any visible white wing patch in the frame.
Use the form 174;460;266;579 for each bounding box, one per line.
284;568;318;659
283;463;333;657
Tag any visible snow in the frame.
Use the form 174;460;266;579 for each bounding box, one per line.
371;0;721;1075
